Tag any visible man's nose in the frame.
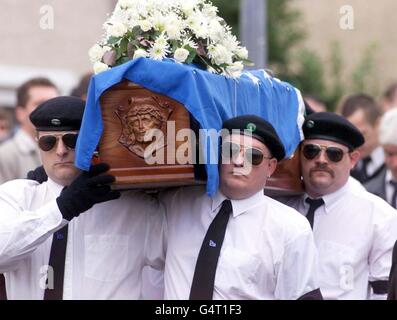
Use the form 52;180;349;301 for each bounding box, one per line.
315;149;328;163
55;139;68;156
232;150;245;166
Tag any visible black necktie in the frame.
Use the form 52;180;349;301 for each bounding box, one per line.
189;200;232;300
44;225;68;300
305;198;324;229
390;181;397;209
360;156;371;181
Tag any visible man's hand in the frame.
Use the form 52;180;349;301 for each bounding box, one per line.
27;166;48;183
56;163;121;221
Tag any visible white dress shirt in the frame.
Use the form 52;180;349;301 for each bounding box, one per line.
365;147;385;177
160;186;319;300
0;178;166;300
281;178;397;300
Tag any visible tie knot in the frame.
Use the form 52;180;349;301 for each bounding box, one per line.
362;156;372;165
390;180;397;189
305;197;324;210
221;199;232;213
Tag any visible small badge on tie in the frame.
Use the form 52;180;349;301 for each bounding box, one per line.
209;240;217;247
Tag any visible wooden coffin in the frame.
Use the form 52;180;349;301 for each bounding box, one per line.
264;148;304;196
97;79;303;195
98;80;206;189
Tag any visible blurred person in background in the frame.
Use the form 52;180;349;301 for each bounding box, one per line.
380;82;397;113
70;73;93;101
0;78;59;183
0;108;14;144
338;94;385;184
365;108;397;208
304;95;327;113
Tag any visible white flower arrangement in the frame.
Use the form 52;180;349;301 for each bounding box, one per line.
89;0;252;78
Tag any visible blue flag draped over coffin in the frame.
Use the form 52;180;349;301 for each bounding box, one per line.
75;58;304;196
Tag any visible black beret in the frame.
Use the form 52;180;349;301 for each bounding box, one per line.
30;96;85;131
303;112;365;150
222;115;286;161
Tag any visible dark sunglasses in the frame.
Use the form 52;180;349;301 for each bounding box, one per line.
38;133;78;152
221;141;272;166
302;143;348;163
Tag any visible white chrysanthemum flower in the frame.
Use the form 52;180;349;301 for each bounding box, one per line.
135;2;148;16
154;33;169;48
108;22;128;37
202;3;218;18
180;0;198;16
164;14;184;40
124;10;140;29
93;61;110;74
236;47;249;60
182;37;198;49
165;25;182;40
208;19;224;43
93;0;248;76
118;0;135;10
225;61;244;78
89;44;105;63
133;48;149;59
139;19;153;32
186;15;199;32
222;34;240;53
151;12;167;32
174;48;190;63
208;44;233;65
149;43;169;60
109;7;131;26
194;26;209;39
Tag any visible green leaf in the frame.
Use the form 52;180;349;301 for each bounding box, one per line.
107;36;121;45
132;25;143;37
120;38;128;53
115;47;123;60
241;58;255;67
186;52;197;64
118;57;131;65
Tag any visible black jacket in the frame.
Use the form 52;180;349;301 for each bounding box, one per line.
364;167;387;201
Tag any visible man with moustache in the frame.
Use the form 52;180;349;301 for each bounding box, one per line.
280;112;397;300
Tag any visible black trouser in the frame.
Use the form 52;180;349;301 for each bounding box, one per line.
0;274;6;300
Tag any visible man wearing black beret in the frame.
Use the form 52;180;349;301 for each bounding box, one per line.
280;112;397;300
159;114;322;300
0;96;166;299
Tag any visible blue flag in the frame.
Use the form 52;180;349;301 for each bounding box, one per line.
75;58;304;196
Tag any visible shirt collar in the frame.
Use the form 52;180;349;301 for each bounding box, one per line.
47;178;65;197
304;180;350;214
211;189;264;218
386;169;395;184
369;146;385;168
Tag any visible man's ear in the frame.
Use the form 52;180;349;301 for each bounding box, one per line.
267;158;278;177
349;150;361;169
15;106;27;124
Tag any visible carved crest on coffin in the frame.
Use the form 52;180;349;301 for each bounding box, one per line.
115;96;174;158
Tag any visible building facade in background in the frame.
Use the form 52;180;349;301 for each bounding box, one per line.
0;0;396;107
